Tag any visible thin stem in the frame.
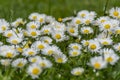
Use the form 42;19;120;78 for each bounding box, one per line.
103;0;110;15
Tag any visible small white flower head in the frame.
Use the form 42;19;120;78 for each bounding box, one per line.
67;26;78;37
83;17;93;25
27;29;40;38
89;56;107;69
36;58;52;68
1;49;18;58
12;58;27;68
99;48;115;55
71;17;83;25
109;7;120;19
88;39;101;52
69;43;82;50
52;32;66;42
0;59;11;66
27;64;42;79
7;36;23;45
96;16;110;25
54;53;67;63
32;41;48;51
3;30;16;38
81;26;93;34
40;36;53;44
37;14;46;23
42;45;58;56
99;38;112;46
0;19;9;33
29;13;39;20
11;18;26;27
77;10;89;18
81;40;90;46
104;53;119;65
113;27;120;35
99;21;113;32
113;43;120;52
45;16;55;23
22;48;38;57
52;22;66;32
29;56;42;63
69;50;81;57
89;11;97;18
40;26;51;35
110;19;119;28
71;67;84;76
26;21;40;30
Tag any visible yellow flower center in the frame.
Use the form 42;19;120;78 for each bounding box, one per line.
44;30;49;33
75;20;81;24
28;51;34;55
100;20;105;23
115;30;120;34
85;41;89;46
40;62;46;67
55;34;61;39
113;11;119;17
23;31;28;36
39;18;43;22
57;58;63;63
69;28;75;33
102;41;109;45
32;68;40;75
12;40;18;44
74;71;81;75
17;62;23;67
58;18;62;22
24;44;29;49
31;25;36;29
83;29;89;34
106;57;113;62
48;50;53;55
1;26;6;31
17;47;23;52
85;20;90;24
72;51;78;56
31;31;37;36
6;52;13;58
94;62;101;69
32;16;37;20
38;44;44;49
44;40;49;43
81;13;85;17
104;24;111;29
90;44;96;50
7;33;13;37
73;46;79;50
32;58;37;63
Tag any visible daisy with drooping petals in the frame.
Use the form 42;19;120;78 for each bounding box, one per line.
71;67;84;76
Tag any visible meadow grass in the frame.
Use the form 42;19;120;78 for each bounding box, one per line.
0;0;120;80
0;0;119;21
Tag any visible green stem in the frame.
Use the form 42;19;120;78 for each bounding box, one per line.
103;0;110;15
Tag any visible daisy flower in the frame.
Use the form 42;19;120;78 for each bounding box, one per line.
89;56;107;69
71;67;84;76
27;64;42;79
12;58;27;68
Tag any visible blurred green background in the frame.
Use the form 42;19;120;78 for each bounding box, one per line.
0;0;119;21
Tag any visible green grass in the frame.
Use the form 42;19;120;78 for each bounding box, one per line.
0;0;120;21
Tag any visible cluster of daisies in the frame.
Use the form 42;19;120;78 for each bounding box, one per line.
0;7;120;79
